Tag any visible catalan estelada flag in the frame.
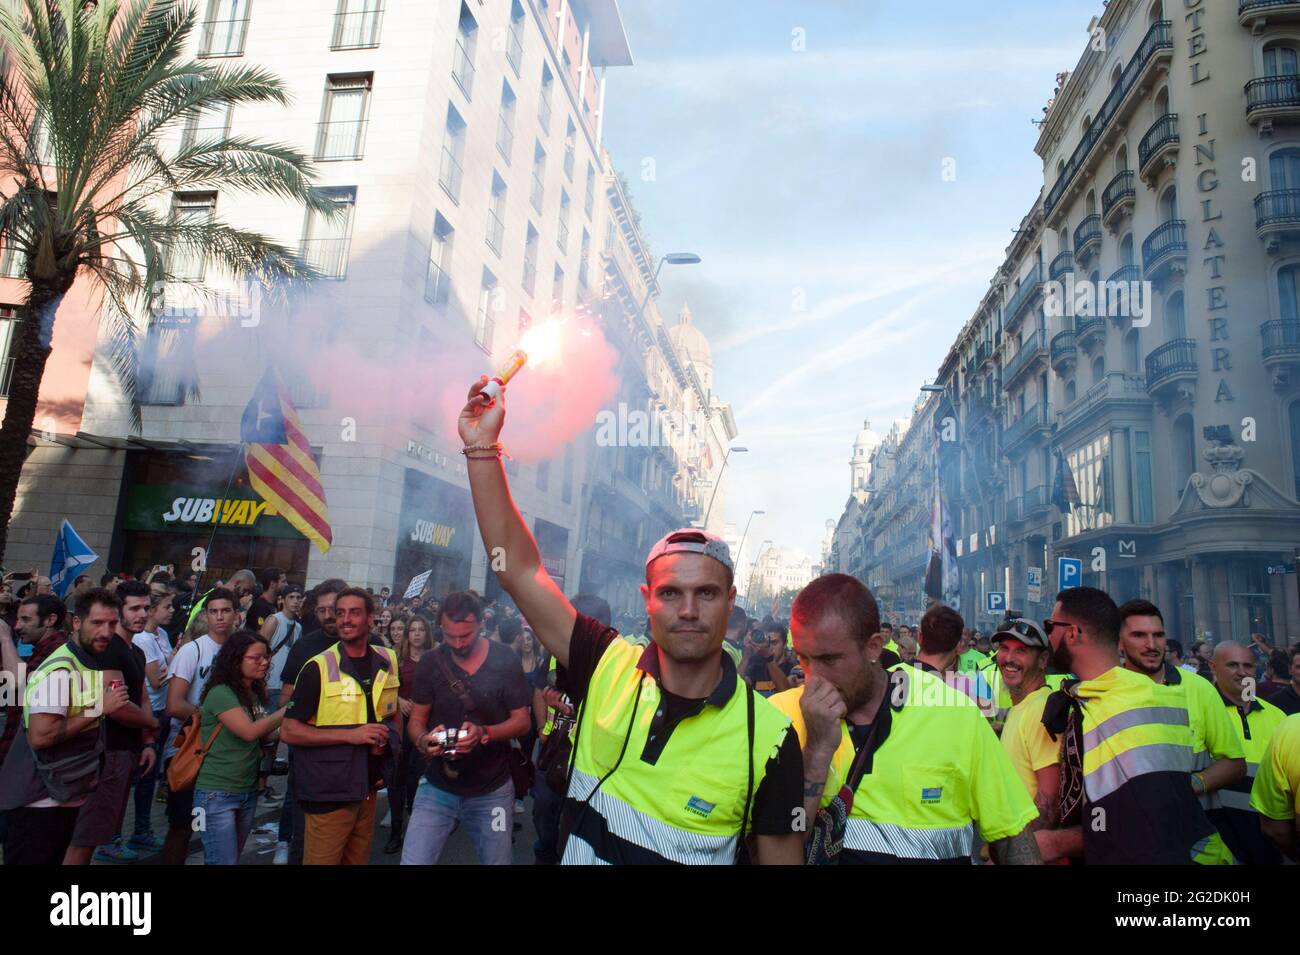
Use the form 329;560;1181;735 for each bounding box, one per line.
240;369;332;552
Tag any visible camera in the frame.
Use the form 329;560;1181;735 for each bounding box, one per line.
432;727;462;758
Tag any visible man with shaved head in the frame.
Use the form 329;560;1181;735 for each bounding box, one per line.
1200;642;1289;864
458;374;805;864
1117;600;1245;862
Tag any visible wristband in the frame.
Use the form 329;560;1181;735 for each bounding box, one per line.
1191;771;1206;796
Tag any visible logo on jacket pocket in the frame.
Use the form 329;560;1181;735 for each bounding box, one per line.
920;786;943;804
685;795;716;818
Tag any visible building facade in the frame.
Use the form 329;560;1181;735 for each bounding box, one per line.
836;0;1300;643
7;0;735;605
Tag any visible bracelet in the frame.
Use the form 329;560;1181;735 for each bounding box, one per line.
465;453;501;461
461;443;504;454
1191;771;1206;796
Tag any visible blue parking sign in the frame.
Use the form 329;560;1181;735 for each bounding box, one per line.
986;592;1006;614
1058;557;1083;593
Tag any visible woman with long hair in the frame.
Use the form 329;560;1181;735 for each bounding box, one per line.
385;614;432;854
194;630;285;865
388;614;408;662
375;606;394;647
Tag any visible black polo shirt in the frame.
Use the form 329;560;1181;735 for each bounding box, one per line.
560;612;803;836
1268;684;1300;716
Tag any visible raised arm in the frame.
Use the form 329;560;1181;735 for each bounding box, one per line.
459;377;576;666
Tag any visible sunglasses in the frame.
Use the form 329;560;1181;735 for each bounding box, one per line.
1041;618;1077;637
998;618;1047;644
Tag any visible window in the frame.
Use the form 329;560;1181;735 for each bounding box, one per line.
180;101;233;152
1125;329;1141;372
518;307;532;334
1091;355;1105;384
539;64;553;133
1264;42;1300;77
1159;185;1179;222
536;458;550;492
1164;290;1186;339
551;264;564;312
1173;413;1196;499
139;309;198;405
440;106;467;203
199;0;251;57
301;186;355;280
563;119;576;180
1270;149;1300;191
1116;144;1129;175
522;224;539;296
0;306;20;397
507;1;524;76
578;228;590;289
1281;264;1300;323
331;0;384;50
452;4;477;99
1065;378;1076;403
425;213;453;305
316;74;371;161
486;173;506;256
557;190;570;251
1291;401;1300;499
562;444;574;503
475;269;498;352
530;141;546;212
1229;559;1275;644
1066;435;1112;536
584;162;596;218
0;240;24;279
167;192;217;281
1134;429;1154;523
498;82;517;164
1119;232;1135;266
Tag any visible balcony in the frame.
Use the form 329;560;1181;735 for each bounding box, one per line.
966;391;995;434
198;18;249;57
976;340;993;368
1138;113;1179;185
1080;316;1107;352
1006;485;1050;524
300;237;351;280
331;6;384;49
439;145;463;203
1049;249;1074;281
1142;219;1187;283
1073;214;1103;264
1261;321;1300;385
1050;329;1077;374
314;120;368;161
1255;190;1300;253
1240;1;1300;31
486;209;504;256
1004;405;1051;453
1004;328;1048;386
1246;75;1300;130
452;37;475;99
1004;263;1044;330
1101;169;1136;231
1043;20;1173;220
496;115;513;164
1057;372;1149;434
1145;338;1197;397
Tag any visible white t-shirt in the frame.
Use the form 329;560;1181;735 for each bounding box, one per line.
134;629;174;713
265;613;301;692
25;669;91;809
163;634;221;758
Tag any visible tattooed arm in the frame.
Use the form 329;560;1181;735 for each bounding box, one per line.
989;827;1044;865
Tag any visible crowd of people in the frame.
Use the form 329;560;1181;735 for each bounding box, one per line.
0;372;1298;868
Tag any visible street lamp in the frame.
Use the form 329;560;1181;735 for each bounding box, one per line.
637;251;702;318
701;446;748;527
746;539;774;606
735;509;764;569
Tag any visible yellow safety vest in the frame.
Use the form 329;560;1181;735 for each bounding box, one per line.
772;663;1036;861
1200;696;1287;865
308;643;400;727
564;639;790;865
22;641;103;726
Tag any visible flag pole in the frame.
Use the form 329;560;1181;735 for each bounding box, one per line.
186;441;245;620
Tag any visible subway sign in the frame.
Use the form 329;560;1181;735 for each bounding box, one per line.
125;486;304;539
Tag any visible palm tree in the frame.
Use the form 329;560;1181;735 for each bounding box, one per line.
0;0;334;562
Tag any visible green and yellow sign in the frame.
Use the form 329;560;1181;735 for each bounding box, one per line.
124;486;304;539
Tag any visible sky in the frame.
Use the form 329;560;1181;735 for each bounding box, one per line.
599;0;1104;560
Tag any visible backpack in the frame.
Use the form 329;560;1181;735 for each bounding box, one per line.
165;711;223;792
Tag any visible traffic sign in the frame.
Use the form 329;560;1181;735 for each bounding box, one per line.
1058;557;1083;593
1267;563;1296;575
1026;567;1043;603
986;591;1006;614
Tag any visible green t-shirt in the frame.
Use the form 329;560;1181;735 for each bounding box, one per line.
957;649;988;673
196;684;266;794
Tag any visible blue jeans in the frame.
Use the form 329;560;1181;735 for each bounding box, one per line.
133;711;169;836
531;769;564;864
195;790;258;865
399;777;514;865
